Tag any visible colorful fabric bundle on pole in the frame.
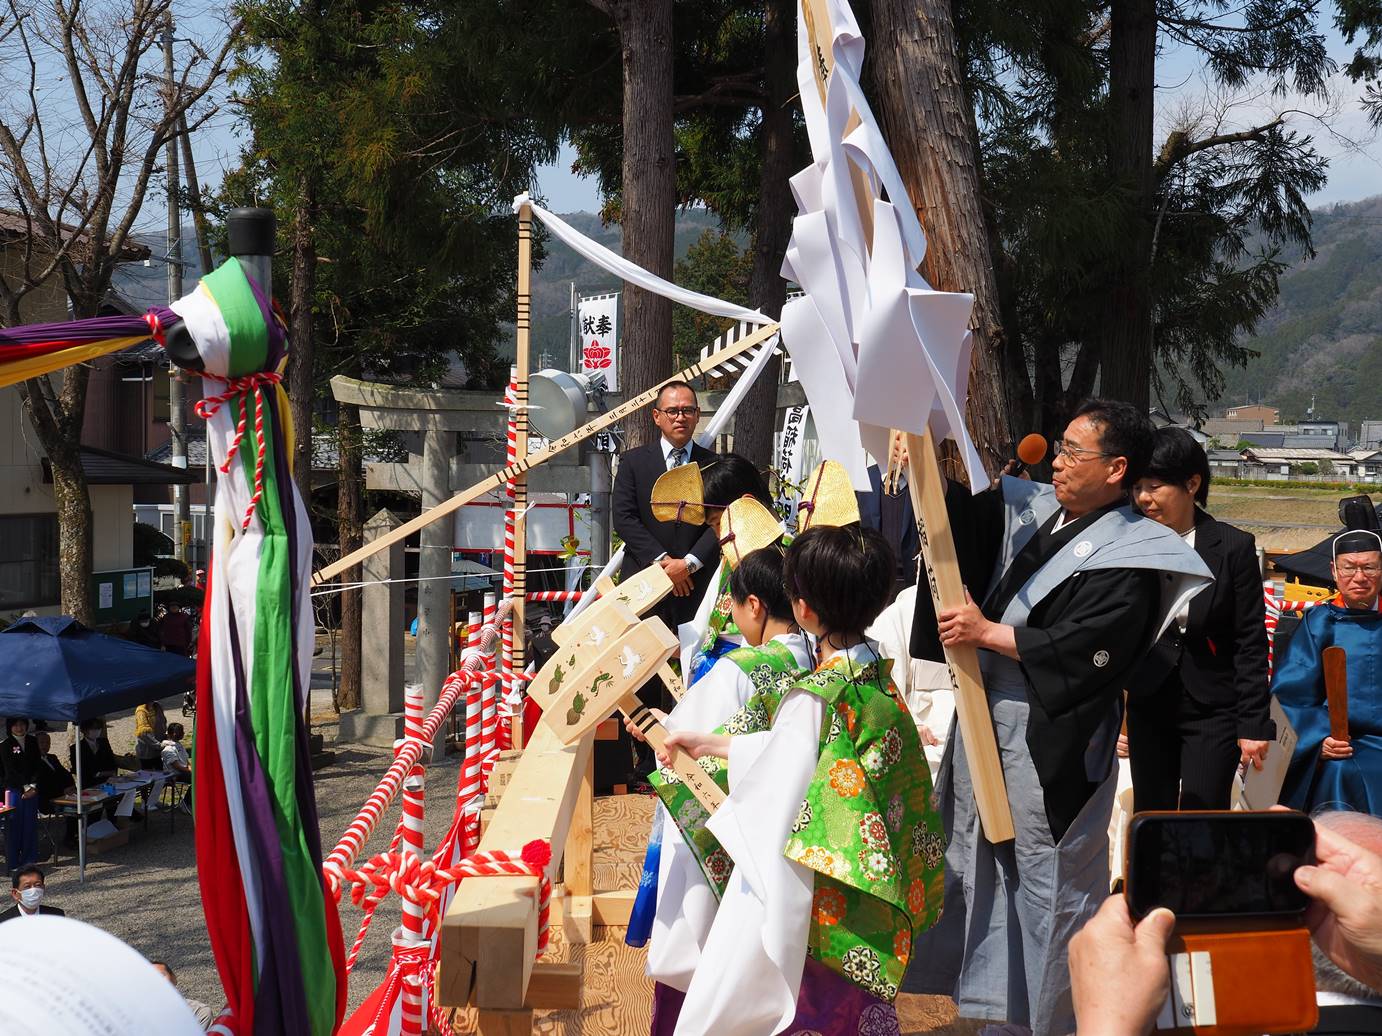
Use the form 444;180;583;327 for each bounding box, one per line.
0;309;174;388
176;258;346;1035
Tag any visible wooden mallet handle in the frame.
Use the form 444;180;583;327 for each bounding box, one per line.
1323;645;1349;741
619;693;726;814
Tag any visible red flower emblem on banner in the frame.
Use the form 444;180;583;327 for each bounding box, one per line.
583;341;612;369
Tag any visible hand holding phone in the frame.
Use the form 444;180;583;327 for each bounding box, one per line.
1126;811;1315;921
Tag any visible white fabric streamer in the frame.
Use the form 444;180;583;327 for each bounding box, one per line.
514;195;772;326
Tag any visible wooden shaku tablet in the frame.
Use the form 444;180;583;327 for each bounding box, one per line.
1323;645;1349;741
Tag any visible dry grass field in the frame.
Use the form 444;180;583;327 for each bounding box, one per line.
1206;483;1346;554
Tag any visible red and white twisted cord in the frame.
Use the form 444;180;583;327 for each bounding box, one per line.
195;369;284;531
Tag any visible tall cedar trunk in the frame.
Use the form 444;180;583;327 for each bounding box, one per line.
336;396;363;712
733;0;796;468
287;176;317;504
613;0;676;449
1097;0;1157;409
867;0;1012;477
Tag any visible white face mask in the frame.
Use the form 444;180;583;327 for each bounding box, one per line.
19;886;44;910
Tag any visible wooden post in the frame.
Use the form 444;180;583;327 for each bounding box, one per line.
511;203;533;746
565;753;595;944
906;431;1014;842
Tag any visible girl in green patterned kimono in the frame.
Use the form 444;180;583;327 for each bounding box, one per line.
657;525;946;1036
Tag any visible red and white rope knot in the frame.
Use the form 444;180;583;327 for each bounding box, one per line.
195;370;284;531
143;310;167;346
366;942;433;1036
333;840;556;957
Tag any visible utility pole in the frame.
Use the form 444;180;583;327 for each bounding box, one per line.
178;112;215;568
163;15;189;564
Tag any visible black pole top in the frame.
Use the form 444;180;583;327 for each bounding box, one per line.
227;207;276;257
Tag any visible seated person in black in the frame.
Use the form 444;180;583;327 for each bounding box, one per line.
34;731;77;846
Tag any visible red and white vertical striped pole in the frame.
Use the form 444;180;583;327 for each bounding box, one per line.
399;682;429;1036
501;372;518;723
461;672;484;856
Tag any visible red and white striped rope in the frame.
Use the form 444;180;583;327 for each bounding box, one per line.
526;590;583;602
332;841;555;956
194;370;283;531
501;377;518;720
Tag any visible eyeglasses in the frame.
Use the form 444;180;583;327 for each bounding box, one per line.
1053;439;1114;463
1336;563;1382;577
656;406;700;418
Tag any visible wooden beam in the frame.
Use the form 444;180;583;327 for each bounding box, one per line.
477;1009;534;1036
593;888;637;927
314;322;781;584
906;430;1014;842
439;721;595;1009
525;963;583;1010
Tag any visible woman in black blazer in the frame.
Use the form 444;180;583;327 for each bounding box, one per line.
1125;427;1273;810
2;717;42;873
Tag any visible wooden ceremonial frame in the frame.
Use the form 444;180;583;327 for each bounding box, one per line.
313;4;1016;1022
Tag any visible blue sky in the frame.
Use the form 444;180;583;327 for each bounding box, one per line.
113;9;1380;235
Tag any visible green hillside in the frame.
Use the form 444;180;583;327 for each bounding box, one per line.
1221;195;1382;424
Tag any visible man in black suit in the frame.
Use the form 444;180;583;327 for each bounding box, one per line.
0;865;64;922
611;380;720;647
857;435;918;594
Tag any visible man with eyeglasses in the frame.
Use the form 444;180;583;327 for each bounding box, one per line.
1277;529;1382;814
611;380;720;687
905;398;1212;1036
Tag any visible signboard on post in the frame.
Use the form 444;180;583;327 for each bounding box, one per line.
578;292;619;390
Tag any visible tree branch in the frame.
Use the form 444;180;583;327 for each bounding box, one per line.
1154;116;1285;179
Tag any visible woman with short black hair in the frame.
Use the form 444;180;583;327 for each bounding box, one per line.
1;717;41;873
1126;426;1273;810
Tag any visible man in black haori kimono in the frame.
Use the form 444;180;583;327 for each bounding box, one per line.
906;399;1213;1036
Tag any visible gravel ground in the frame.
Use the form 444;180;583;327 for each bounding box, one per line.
25;637;468;1021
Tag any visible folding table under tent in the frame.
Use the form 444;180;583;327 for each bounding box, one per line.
0;616;196;880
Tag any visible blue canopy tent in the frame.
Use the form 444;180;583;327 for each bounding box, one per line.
0;616;195;879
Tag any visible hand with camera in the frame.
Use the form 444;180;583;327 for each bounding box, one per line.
1070;894;1175;1035
1296;819;1382;991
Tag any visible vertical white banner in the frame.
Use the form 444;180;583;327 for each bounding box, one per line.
775;404;811;523
578;292;619;390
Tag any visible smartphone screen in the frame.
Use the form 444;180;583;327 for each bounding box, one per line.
1126;811;1316;920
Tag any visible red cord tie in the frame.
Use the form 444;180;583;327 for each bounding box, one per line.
195;371;283;531
144;311;166;346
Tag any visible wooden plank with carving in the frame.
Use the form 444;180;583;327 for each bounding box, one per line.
542;619;726;813
530;599;641;713
543;620;680;743
906;430;1014;842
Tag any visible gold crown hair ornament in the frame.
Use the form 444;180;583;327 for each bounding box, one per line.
718;496;787;568
651;463;707;525
795;460;861;531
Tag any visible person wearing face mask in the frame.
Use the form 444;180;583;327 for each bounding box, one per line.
126;611;161;650
70;719;119;789
0;866;64;922
2;717;41;874
1124;426;1274;811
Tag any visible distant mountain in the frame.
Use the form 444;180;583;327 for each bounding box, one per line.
1219;195;1382;425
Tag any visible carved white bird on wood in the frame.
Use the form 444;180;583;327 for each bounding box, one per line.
618;645;642;678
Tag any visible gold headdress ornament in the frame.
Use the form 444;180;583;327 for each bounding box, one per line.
718;496;786;568
795;460;861;531
651;463;707;525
